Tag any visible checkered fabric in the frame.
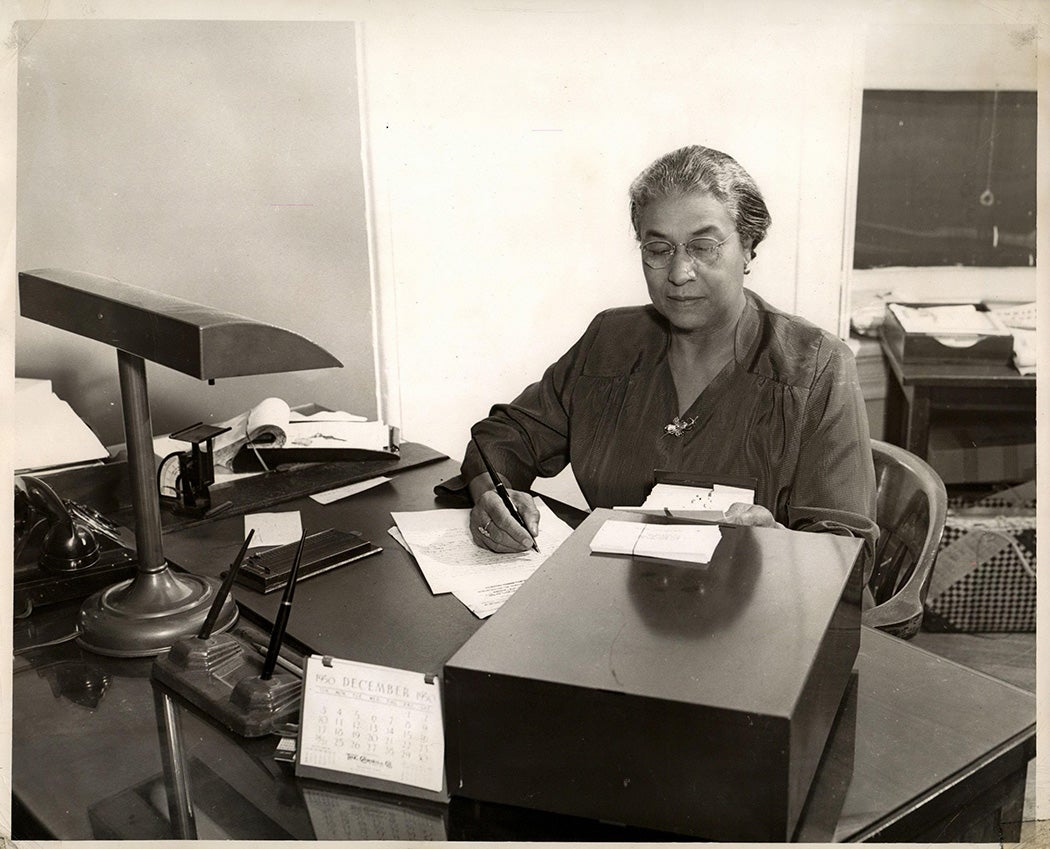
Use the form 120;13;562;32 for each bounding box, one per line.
925;518;1036;633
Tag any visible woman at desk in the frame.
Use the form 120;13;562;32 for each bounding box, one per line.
457;145;877;574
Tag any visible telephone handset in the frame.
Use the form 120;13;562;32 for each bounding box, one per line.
14;475;135;617
17;475;102;572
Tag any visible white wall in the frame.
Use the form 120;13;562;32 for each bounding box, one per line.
14;19;377;446
360;2;861;464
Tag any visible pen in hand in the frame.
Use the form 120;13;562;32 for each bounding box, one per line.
471;435;539;553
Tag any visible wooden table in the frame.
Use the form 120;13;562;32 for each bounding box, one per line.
880;336;1036;461
11;457;1036;842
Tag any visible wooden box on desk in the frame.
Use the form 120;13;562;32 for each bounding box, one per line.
442;508;864;842
881;302;1014;365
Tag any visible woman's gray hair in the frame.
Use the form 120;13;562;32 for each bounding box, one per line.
628;145;771;259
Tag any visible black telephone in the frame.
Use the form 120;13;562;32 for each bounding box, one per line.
14;475;136;617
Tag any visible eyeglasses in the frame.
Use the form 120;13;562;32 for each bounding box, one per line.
639;233;734;269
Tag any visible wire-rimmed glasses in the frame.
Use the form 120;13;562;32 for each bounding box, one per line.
640;233;734;269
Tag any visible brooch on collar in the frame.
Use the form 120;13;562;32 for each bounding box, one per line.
664;415;698;438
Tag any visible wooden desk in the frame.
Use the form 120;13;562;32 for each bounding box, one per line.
880;336;1036;460
11;458;1035;842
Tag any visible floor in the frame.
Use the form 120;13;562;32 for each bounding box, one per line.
909;629;1038;826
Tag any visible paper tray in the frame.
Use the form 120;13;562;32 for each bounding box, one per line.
881;303;1014;365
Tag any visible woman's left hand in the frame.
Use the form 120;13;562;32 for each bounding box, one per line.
721;502;784;529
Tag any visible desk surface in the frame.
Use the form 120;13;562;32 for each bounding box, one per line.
12;457;1036;842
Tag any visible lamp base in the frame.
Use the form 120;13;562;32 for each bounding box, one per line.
77;567;237;657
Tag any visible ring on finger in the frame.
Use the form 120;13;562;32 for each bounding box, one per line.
477;522;492;538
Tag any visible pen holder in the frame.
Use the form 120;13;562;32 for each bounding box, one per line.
152;632;302;738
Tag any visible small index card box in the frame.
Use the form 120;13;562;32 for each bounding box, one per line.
442;509;863;842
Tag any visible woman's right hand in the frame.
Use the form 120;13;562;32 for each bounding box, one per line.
469;482;541;553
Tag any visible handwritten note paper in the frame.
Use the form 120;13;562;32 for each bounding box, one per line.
391;498;574;617
297;656;446;798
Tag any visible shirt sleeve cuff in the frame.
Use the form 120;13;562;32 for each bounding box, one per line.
433;473;472;505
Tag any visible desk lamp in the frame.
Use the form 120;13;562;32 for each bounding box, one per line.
18;269;342;656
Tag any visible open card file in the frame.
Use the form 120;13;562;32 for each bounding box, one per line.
590;520;722;566
616;482;754;518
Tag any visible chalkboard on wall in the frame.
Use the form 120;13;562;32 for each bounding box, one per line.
853;90;1036;269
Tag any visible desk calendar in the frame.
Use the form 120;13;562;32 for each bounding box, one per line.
295;655;448;802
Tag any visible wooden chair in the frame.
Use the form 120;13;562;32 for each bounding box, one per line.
863;439;948;639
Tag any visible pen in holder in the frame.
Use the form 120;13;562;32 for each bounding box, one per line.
151;529;306;737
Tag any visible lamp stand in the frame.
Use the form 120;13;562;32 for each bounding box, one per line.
77;350;237;656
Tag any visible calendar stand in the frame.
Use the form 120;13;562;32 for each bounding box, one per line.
295;655;449;803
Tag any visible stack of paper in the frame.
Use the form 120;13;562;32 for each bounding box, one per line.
616;482;754;518
14;378;110;472
390;498;574;619
989;302;1037;375
590;520;722;566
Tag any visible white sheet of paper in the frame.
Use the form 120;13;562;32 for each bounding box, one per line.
244;511;303;548
388;525;411;553
298;656;445;793
212;467;265;485
712;483;755;504
391;510;531;595
391;499;574;611
15;388;110;472
312;476;392;504
283;420;390;451
451;566;535;619
890;303;997;334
